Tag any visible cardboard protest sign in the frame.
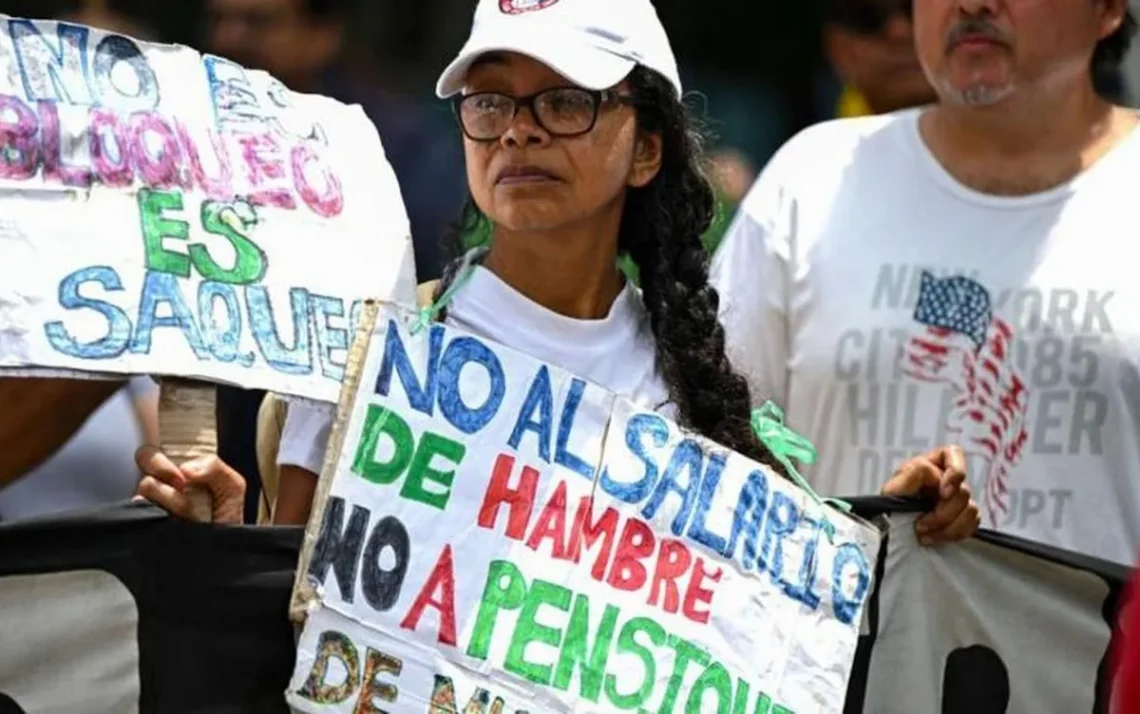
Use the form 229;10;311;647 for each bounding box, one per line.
287;302;882;713
0;16;415;403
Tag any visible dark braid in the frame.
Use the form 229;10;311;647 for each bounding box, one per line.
432;68;785;475
615;68;782;472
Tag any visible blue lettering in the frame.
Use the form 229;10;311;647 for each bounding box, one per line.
831;543;872;626
726;470;769;568
554;378;594;479
783;517;823;610
756;492;798;580
197;280;251;366
247;285;311;375
92;34;159;111
601;412;668;503
9;20;157;111
9;20;92;105
641;439;703;536
508;365;553;462
309;293;349;381
437;336;505;434
686;451;730;555
44;265;130;358
375;320;441;415
129;270;208;357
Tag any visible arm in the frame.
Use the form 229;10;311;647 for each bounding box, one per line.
126;377;160;448
272;401;333;525
0;376;122;486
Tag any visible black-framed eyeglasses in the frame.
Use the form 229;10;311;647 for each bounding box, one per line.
452;87;634;141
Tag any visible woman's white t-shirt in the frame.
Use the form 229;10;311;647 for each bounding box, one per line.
278;266;672;475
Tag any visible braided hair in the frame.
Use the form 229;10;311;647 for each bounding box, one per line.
433;67;784;473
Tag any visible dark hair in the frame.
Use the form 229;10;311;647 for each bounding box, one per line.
304;0;349;19
1092;8;1137;100
433;67;786;474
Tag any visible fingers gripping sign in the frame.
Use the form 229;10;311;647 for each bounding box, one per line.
882;445;981;546
136;377;245;524
136;446;246;524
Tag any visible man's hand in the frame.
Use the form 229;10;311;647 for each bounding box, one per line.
135;446;246;525
882;445;980;546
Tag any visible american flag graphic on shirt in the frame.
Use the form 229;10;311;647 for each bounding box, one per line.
902;272;1030;525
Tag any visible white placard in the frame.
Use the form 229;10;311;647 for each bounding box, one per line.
288;303;882;713
0;15;416;402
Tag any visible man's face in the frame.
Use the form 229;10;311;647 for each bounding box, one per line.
207;0;339;87
913;0;1124;106
826;0;936;113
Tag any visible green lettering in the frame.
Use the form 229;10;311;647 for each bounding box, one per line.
685;662;732;714
731;678;751;714
603;617;665;710
400;430;465;510
192;200;267;284
138;188;190;277
552;595;618;700
351;406;415;485
658;635;710;714
504;579;570;685
467;560;527;661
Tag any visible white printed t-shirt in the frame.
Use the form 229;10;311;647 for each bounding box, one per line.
278;264;672;476
710;108;1140;565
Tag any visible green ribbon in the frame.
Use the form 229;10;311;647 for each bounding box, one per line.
751;400;852;542
410;264;476;335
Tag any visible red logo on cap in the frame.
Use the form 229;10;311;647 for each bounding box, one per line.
499;0;559;14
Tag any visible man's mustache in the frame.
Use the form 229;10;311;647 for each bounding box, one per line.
945;15;1011;53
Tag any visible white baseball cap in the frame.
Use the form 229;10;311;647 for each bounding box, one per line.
435;0;682;100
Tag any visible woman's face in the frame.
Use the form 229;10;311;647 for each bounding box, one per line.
460;53;660;233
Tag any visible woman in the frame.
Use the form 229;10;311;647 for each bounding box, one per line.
137;0;978;543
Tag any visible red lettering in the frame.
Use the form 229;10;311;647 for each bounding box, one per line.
606;519;655;592
0;94;38;180
292;141;343;217
567;497;618;580
682;558;722;625
477;454;538;540
525;480;568;558
399;545;457;646
648;539;691;614
177;120;233;200
38;101;91;187
129;111;182;189
238;132;294;209
88;108;132;187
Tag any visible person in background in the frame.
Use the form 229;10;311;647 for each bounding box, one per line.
206;0;468;520
0;377;158;521
823;0;936;117
206;0;466;279
712;0;1138;561
58;0;156;39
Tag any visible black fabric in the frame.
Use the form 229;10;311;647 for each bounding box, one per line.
216;386;267;524
0;501;299;713
0;498;1129;711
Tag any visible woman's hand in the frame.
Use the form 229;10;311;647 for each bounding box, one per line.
881;445;980;546
135;445;246;524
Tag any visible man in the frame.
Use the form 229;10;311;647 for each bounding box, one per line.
824;0;937;117
712;0;1139;564
205;0;467;518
